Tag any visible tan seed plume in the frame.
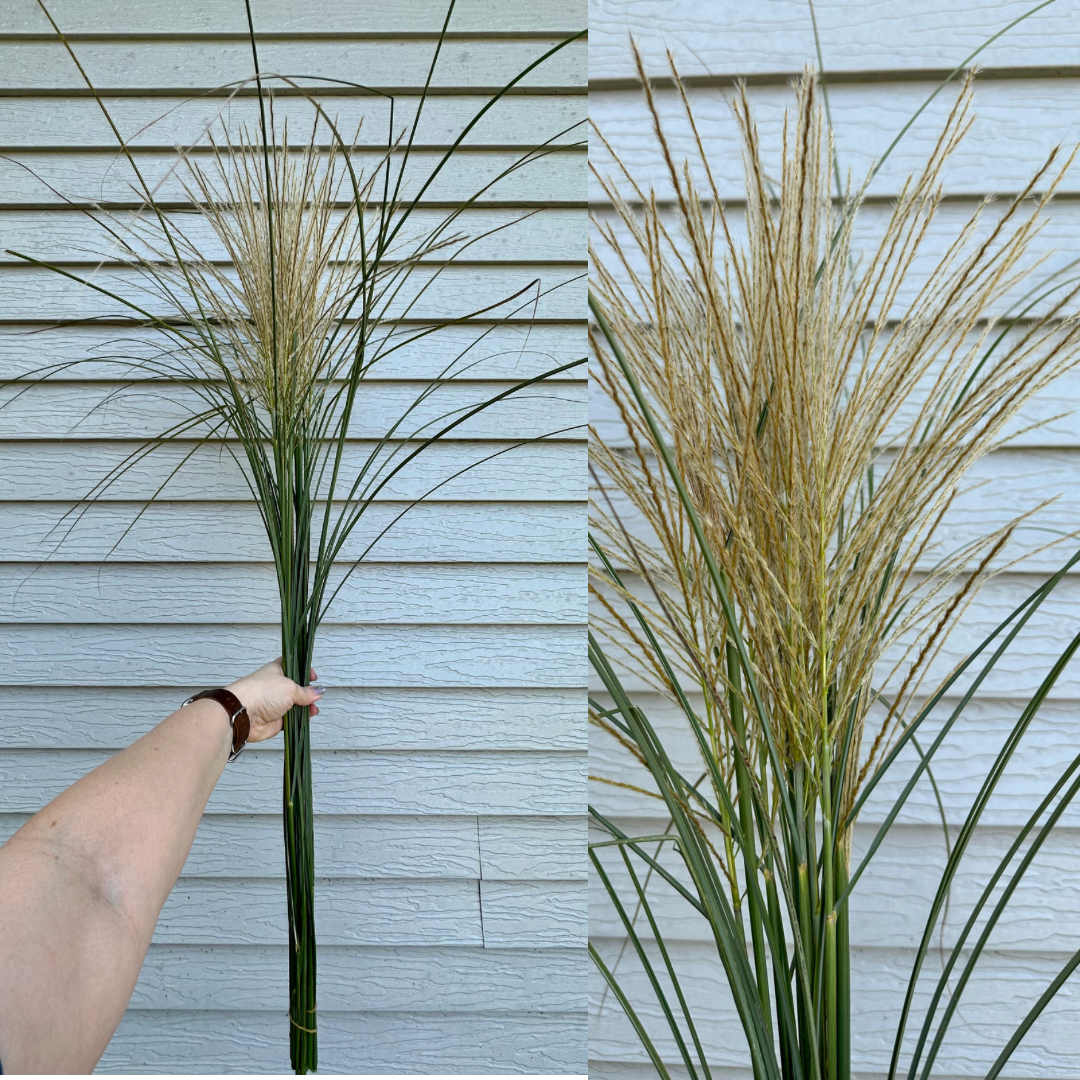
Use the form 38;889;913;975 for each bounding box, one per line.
590;54;1080;831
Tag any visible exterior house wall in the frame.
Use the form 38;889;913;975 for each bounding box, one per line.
0;0;586;1072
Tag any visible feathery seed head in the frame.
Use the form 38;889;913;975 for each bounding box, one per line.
590;56;1080;827
180;118;369;422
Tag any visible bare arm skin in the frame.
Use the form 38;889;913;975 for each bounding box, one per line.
0;659;323;1075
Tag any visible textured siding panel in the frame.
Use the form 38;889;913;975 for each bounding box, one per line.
0;501;583;562
0;0;586;1073
0;265;583;319
588;2;1080;1078
0;687;584;749
588;0;1080;81
1;749;583;815
99;1009;587;1074
0;0;586;35
128;945;586;1011
0;96;586;149
0;384;586;441
590;80;1080;199
0;39;586;91
0;442;584;499
0;322;585;380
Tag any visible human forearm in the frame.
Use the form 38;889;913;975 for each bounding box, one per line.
0;662;322;1073
41;697;233;932
0;698;233;1073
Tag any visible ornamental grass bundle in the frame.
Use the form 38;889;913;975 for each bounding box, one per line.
8;2;583;1072
589;47;1080;1080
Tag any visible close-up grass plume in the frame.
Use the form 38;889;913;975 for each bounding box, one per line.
589;43;1080;1080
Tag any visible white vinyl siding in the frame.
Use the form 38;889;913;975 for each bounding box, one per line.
0;0;586;1073
589;2;1080;1078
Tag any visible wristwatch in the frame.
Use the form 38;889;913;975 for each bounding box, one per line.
182;687;251;761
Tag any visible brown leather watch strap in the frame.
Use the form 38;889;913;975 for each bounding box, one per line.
182;687;251;761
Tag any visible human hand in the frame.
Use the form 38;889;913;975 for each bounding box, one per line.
226;659;324;743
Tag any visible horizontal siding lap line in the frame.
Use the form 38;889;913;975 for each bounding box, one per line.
0;558;582;568
0;367;588;375
0;83;587;99
0;194;587;213
587;935;1080;959
0;558;584;567
588;193;1080;209
0;622;584;629
0;79;589;95
0;378;587;386
3;682;586;692
169;875;584;884
107;1003;587;1016
133;943;586;953
0;746;587;755
0;435;588;446
169;875;584;885
0;429;591;442
0;257;586;272
0;87;588;102
0;85;591;99
0;31;584;42
0;620;584;629
0;559;583;568
585;314;1071;328
0;143;588;152
0;316;588;326
587;66;1080;92
0;494;585;502
0;200;588;214
0;496;584;504
0;141;584;153
0;316;587;325
0;259;587;270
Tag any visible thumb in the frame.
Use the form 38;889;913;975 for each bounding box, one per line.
295;683;325;707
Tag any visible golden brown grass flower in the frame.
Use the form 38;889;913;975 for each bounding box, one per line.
590;54;1080;829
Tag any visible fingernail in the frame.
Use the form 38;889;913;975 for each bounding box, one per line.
311;684;326;696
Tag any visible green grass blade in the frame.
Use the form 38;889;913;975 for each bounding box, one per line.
591;848;704;1080
619;846;715;1080
915;750;1080;1079
984;947;1080;1080
589;635;781;1080
889;621;1080;1080
842;546;1080;897
590;943;675;1080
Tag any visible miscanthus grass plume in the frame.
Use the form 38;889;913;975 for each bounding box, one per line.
589;51;1080;1080
8;2;584;1072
